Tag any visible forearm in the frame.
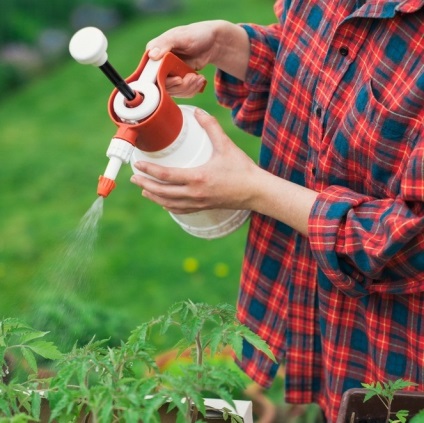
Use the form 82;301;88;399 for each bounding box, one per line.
248;167;318;237
210;20;250;81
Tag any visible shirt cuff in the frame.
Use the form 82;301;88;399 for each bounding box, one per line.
308;185;374;297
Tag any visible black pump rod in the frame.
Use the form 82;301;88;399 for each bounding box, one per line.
99;61;136;101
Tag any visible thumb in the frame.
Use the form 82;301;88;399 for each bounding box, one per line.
146;27;182;60
146;37;173;60
194;108;227;150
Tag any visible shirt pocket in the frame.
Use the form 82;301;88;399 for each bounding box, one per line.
332;78;422;198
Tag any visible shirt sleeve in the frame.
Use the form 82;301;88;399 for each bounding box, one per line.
214;22;282;137
308;141;424;297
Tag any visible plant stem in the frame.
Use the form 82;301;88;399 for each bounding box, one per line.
385;398;392;423
195;332;203;370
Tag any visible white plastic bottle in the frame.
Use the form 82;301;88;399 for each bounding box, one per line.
130;104;250;239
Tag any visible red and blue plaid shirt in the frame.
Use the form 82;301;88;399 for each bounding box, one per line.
215;0;424;421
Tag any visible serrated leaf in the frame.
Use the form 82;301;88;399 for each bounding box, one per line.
181;318;202;344
213;387;236;410
208;328;225;357
186;388;206;417
20;346;38;374
49;392;71;421
167;390;190;418
99;400;113;423
363;390;378;403
142;394;168;423
27;340;62;360
228;332;244;361
20;331;50;344
0;396;11;416
361;382;373;389
392;379;417;391
239;326;276;362
30;390;41;420
390;410;409;423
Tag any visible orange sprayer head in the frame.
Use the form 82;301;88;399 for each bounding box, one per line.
108;51;206;152
97;175;116;198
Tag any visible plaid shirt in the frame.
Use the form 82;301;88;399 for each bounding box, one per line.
215;0;424;421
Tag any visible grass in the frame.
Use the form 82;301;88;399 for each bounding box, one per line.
0;0;276;344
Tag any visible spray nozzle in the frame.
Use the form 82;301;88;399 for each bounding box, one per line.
97;138;135;197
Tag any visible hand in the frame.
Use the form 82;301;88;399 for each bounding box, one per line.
146;20;250;97
147;21;221;71
130;108;260;214
146;21;220;98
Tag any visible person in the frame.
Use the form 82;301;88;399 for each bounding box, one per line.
129;1;424;421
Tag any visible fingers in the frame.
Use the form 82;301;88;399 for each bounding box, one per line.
130;166;204;214
194;108;228;150
131;161;188;185
166;74;206;98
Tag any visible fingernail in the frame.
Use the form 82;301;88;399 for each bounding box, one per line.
195;107;206;115
130;175;137;183
149;47;161;58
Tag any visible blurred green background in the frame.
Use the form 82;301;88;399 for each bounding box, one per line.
0;0;275;348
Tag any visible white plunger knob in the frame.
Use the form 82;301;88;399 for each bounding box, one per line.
69;26;108;67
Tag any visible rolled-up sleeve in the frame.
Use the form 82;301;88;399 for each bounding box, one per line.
308;142;424;297
215;23;282;136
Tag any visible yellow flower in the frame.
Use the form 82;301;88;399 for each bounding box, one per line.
214;262;229;278
182;257;199;273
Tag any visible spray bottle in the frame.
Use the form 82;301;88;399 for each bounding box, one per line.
69;27;250;239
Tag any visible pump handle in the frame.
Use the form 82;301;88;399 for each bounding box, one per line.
69;27;138;102
69;26;108;66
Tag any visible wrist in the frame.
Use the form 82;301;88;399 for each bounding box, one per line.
210;20;250;80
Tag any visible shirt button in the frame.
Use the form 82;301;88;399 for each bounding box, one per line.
339;46;349;56
316;107;322;118
312;167;317;176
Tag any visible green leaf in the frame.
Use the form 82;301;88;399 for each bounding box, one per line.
48;391;72;420
0;346;6;369
207;330;223;358
227;332;243;361
142;395;168;423
20;330;50;344
391;409;409;423
391;379;418;391
27;340;62;360
410;410;424;423
99;400;113;423
167;390;190;419
239;326;276;362
0;395;12;417
30;390;41;420
363;390;378;403
20;346;37;374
